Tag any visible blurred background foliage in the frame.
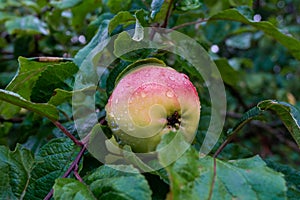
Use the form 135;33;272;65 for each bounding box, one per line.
0;0;299;168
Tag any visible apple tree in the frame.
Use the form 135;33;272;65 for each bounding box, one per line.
0;0;299;199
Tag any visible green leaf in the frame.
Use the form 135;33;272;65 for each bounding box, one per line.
50;0;82;9
266;160;300;200
135;9;149;27
84;165;152;200
0;89;59;121
0;57;59;119
0;11;14;22
30;62;78;103
71;0;102;32
258;100;300;147
161;150;287;199
225;32;252;49
214;58;241;87
108;11;136;35
203;20;240;44
210;9;300;60
0;144;34;200
106;60;130;96
123;145;156;172
48;88;73;106
73;19;111;92
107;0;132;14
5;15;49;35
208;156;286;200
151;0;173;24
157;131;191;169
24;138;81;200
226;100;300;149
48;86;96;106
4;57;52;99
53;178;96;200
74;20;109;68
132;14;144;42
20;1;40;12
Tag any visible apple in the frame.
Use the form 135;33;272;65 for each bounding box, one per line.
105;64;200;153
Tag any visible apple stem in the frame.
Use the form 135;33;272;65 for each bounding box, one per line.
207;158;217;200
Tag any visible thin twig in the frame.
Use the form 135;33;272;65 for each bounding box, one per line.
161;0;175;28
213;138;232;158
171;18;207;31
208;158;217;200
62;146;86;178
209;115;252;199
73;164;83;182
149;24;160;40
226;111;243;119
43;146;86;200
52;121;83;146
213;116;254;158
0;116;23;123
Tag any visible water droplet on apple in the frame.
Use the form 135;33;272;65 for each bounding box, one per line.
166;90;174;98
141;92;146;98
110;120;119;131
182;74;189;80
169;75;175;81
128;123;135;131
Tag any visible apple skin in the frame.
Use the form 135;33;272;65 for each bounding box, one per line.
105;64;200;153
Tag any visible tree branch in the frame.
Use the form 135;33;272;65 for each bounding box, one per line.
44;145;86;200
161;0;175;28
51;120;83;146
170;18;207;31
208;158;217;200
0;116;23;123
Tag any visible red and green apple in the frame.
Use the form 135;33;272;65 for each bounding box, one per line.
105;64;200;153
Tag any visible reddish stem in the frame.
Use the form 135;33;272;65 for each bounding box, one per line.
208;158;217;200
170;18;207;31
161;0;175;28
74;165;83;182
52;120;83;146
44;146;86;200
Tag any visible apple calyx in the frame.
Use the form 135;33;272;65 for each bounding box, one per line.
166;111;181;131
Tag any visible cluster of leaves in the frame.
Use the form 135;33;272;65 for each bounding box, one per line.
0;0;300;199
